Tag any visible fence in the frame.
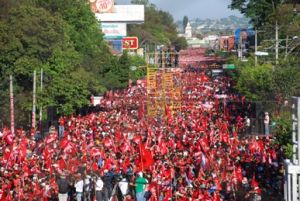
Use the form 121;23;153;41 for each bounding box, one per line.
284;97;300;201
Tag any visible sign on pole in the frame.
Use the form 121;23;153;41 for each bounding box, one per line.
222;64;236;69
122;37;139;50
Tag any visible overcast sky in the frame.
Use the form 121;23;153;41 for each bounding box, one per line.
115;0;242;21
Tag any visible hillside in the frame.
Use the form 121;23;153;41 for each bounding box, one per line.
177;15;250;35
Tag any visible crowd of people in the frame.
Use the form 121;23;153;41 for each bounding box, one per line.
0;71;284;201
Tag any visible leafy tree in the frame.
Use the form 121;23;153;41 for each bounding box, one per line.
272;66;300;100
128;55;147;81
0;5;78;126
172;37;188;51
229;0;282;28
128;3;187;51
235;63;273;101
35;0;112;75
272;112;293;159
102;51;132;89
0;2;113;127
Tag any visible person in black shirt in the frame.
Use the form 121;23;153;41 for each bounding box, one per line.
57;173;70;201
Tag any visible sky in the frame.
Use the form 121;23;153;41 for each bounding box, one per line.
115;0;242;21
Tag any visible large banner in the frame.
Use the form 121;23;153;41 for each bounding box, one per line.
95;5;144;23
90;0;114;13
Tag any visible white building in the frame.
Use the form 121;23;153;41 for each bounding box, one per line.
185;22;192;39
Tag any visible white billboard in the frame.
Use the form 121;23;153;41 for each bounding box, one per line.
101;23;127;38
95;5;144;23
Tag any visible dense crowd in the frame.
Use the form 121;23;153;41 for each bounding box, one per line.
0;71;284;201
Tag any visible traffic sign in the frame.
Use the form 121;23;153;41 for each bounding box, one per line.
122;37;139;50
222;64;236;69
255;51;269;56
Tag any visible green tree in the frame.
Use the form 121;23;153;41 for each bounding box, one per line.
0;5;79;126
229;0;282;28
272;66;300;100
35;0;112;75
128;55;147;81
0;2;113;127
272;112;293;159
128;3;187;51
235;63;274;101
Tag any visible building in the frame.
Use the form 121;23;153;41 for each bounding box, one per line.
185;22;192;39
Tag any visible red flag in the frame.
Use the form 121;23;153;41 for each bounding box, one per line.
90;147;101;157
159;141;168;155
4;132;13;145
140;145;154;170
138;102;144;120
45;133;57;144
132;135;142;144
60;138;69;149
251;175;259;187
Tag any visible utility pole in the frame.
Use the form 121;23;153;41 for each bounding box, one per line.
255;29;258;66
239;31;243;60
275;20;279;65
285;35;289;60
39;69;43;133
9;75;15;136
32;70;36;131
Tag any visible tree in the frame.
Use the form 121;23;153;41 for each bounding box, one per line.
128;3;187;51
128;55;147;81
35;0;112;75
229;0;282;28
183;16;189;29
272;66;300;100
0;1;114;127
0;5;79;126
235;63;274;101
172;37;188;51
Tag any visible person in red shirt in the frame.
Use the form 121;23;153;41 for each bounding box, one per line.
58;117;65;138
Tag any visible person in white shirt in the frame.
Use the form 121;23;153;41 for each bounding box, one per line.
75;176;84;201
84;175;92;201
118;177;129;198
95;176;104;201
245;116;251;135
264;112;270;135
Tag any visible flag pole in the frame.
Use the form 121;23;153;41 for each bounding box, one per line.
39;68;43;134
10;75;15;136
139;142;144;171
32;70;36;132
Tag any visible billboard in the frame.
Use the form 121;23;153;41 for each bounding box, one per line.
95;5;144;23
107;39;123;54
122;37;139;50
101;23;127;39
90;0;114;13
